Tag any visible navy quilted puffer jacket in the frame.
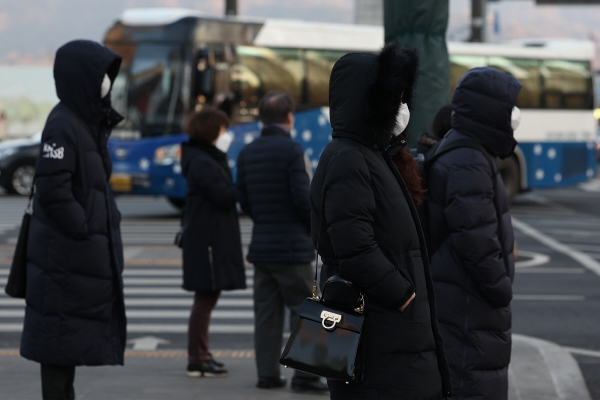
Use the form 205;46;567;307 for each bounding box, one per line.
427;67;521;399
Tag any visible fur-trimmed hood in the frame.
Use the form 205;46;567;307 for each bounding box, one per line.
329;43;419;149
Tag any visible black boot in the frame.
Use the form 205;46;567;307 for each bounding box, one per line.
291;377;329;393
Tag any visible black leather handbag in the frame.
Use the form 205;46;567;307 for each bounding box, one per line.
4;183;34;299
280;183;365;383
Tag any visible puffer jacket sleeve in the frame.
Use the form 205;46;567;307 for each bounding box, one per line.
35;124;87;239
441;149;512;308
193;157;237;209
236;151;250;215
324;148;414;309
287;142;311;230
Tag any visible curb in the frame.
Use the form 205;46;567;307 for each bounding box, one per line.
511;334;591;400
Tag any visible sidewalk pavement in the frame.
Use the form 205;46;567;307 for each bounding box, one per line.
0;334;591;400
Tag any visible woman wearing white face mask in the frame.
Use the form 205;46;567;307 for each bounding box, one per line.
310;43;451;399
179;107;246;378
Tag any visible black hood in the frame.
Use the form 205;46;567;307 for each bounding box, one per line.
329;43;418;149
452;67;522;159
54;40;122;127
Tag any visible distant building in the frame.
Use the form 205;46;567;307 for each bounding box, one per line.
355;0;383;26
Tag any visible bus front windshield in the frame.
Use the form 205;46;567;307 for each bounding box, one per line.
112;43;186;137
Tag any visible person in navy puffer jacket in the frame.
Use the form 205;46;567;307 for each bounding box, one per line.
427;67;522;400
21;40;126;400
236;92;327;393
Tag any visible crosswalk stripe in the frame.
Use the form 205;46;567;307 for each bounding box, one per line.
0;323;254;333
0;298;253;307
124;288;252;295
0;310;253;319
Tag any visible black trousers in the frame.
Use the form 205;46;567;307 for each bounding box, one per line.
253;262;316;381
40;364;75;400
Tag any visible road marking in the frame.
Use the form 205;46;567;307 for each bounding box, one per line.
565;347;600;359
0;349;257;358
515;251;550;268
0;323;254;333
512;217;600;278
517;268;585;274
0;310;254;319
579;179;600;192
513;295;585;301
124;288;252;295
127;336;170;351
0;298;254;307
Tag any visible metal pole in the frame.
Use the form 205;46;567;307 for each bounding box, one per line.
470;0;486;42
225;0;238;16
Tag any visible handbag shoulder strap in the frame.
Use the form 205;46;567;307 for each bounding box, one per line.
312;151;339;300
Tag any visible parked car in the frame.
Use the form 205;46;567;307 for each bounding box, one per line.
0;133;41;195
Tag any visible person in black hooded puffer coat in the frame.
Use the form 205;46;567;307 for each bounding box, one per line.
427;67;522;400
310;43;452;399
20;40;126;399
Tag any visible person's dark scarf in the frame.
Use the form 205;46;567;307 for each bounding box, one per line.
189;139;231;179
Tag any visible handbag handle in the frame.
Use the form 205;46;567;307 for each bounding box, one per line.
312;186;327;300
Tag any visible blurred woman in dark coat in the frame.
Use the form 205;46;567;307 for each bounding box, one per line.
310;43;452;400
180;107;246;378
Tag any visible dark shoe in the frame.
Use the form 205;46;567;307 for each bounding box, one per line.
257;375;287;389
208;354;225;370
291;377;329;393
186;362;228;377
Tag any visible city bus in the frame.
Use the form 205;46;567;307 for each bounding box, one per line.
103;8;597;207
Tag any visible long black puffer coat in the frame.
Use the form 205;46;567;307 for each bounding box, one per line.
21;40;126;366
180;140;246;293
237;124;314;264
427;67;521;399
311;44;452;400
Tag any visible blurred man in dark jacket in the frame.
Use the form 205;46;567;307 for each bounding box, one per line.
21;40;126;400
427;67;522;400
236;92;326;393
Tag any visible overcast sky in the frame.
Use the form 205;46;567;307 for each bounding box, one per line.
2;0;600;64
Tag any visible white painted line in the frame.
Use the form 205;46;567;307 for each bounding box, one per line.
0;323;254;333
0;298;254;307
513;334;592;400
515;251;550;268
517;268;585;274
125;288;252;295
512;217;600;278
565;347;600;359
0;310;253;319
122;278;253;286
128;324;254;333
513;295;585;301
0;324;21;332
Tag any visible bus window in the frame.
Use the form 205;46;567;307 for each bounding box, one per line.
127;43;185;136
233;46;304;108
305;50;347;106
541;60;593;110
488;57;541;109
450;55;487;93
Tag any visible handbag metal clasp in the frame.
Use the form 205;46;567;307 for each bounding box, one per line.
320;310;342;330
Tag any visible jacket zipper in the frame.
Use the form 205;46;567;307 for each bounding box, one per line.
208;246;216;291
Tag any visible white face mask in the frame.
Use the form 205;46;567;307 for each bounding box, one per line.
101;74;111;98
511;106;521;131
215;132;233;153
393;103;410;136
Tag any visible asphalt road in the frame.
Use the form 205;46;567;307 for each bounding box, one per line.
1;181;600;398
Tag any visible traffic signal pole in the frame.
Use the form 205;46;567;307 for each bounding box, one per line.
225;0;237;16
470;0;487;42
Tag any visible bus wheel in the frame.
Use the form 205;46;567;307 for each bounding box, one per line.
499;156;520;203
167;197;185;210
